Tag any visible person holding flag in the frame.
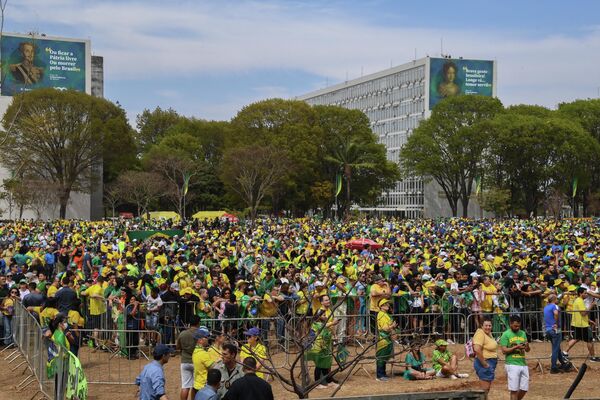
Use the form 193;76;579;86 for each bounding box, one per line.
376;298;397;381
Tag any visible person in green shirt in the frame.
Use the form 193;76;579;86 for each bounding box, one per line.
499;315;530;400
432;339;468;379
403;345;435;380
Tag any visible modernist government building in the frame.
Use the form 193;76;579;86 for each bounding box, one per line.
297;56;497;218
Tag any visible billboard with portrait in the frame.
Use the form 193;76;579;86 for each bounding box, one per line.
429;58;494;109
1;33;88;96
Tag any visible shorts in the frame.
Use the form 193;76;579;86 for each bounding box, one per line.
505;364;529;392
574;326;592;343
145;314;158;330
180;363;194;389
473;358;497;382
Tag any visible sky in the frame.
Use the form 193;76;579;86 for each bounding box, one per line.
5;0;600;122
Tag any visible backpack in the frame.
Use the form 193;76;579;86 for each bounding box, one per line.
465;338;476;358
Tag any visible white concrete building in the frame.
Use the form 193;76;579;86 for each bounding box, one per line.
297;56;497;218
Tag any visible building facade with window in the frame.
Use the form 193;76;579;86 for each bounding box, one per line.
297;56;496;217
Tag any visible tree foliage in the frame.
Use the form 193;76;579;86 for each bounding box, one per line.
401;95;503;217
486;108;599;216
0;89;127;218
220;145;292;222
135;106;182;154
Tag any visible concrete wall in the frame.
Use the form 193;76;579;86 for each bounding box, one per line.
423;179;493;218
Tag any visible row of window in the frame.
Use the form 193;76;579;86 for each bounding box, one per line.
305;66;426;107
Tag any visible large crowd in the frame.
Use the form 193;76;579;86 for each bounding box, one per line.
1;217;600;399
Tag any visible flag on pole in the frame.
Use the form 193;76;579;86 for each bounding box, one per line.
183;172;192;196
572;177;578;198
475;176;482;196
335;174;342;197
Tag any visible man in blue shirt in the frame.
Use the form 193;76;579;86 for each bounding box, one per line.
195;368;221;400
543;294;570;373
135;344;174;400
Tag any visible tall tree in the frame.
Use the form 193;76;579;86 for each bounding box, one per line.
400;95;503;217
230;99;320;213
220;145;292;222
486;110;598;216
1;89;123;218
558;99;600;216
315;105;399;216
114;170;164;217
135;106;182;154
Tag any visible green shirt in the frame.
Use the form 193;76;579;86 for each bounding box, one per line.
431;349;451;372
499;329;527;366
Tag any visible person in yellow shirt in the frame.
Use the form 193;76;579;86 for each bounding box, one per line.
192;327;214;398
564;287;600;361
480;276;498;314
310;281;328;314
144;247;155;270
376;299;397;381
369;274;390;334
47;277;60;298
240;327;268;379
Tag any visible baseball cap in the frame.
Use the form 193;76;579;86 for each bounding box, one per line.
193;327;210;340
170;282;180;291
243;327;261;337
435;339;449;347
378;298;391;308
152;344;175;357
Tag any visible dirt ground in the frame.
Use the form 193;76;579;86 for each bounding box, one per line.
1;342;599;400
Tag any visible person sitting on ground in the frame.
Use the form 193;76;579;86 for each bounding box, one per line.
403;344;436;380
432;339;469;379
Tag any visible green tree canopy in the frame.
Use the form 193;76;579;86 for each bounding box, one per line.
1;88;134;218
135;106;183;154
400;95;503;217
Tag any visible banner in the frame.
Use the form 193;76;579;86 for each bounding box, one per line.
1;34;87;96
429;58;494;109
127;230;185;242
66;351;88;400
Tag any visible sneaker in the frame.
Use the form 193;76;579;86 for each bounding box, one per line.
456;373;469;378
450;374;458;380
550;368;563;374
316;384;329;389
376;376;390;382
589;357;600;362
561;362;574;372
533;339;543;343
562;351;569;358
327;382;340;388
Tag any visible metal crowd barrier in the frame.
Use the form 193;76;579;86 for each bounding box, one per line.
77;328;159;385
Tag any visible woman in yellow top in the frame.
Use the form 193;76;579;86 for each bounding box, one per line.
1;287;19;345
240;327;268;379
376;298;397;381
472;318;498;396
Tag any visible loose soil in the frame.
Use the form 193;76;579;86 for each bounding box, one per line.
0;342;598;399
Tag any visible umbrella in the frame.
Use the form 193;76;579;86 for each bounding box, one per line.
345;238;382;250
222;213;239;223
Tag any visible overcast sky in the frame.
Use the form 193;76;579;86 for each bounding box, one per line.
6;0;600;122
